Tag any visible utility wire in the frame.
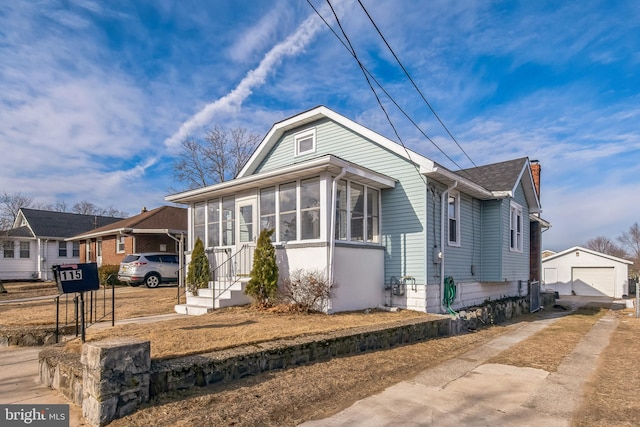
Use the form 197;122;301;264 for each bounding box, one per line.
322;0;426;184
354;1;494;185
307;0;466;175
356;0;480;170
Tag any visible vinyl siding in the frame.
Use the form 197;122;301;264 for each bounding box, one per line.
480;199;502;281
255;118;427;287
501;182;530;282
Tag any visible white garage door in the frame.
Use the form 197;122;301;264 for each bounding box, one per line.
572;267;615;297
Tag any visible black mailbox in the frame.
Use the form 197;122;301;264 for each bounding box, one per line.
53;263;100;293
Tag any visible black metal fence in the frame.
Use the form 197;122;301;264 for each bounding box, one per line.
54;277;116;343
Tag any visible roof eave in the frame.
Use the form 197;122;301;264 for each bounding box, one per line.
166;155;396;205
424;167;494;200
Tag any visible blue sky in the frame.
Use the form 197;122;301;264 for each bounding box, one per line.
1;0;638;251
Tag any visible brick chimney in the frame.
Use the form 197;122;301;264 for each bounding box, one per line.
530;160;541;198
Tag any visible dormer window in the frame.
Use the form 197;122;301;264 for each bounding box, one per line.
294;128;316;157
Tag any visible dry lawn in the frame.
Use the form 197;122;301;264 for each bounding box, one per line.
0;281;180;326
4;281;639;426
488;305;607;371
109;326;509;427
573;312;640;427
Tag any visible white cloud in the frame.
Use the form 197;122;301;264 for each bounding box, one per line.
163;4;337;150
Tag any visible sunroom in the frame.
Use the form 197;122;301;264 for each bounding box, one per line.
166;155;395;312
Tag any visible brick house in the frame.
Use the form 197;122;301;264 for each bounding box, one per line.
68;206;187;267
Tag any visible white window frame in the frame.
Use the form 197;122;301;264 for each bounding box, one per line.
334;178;381;244
447;191;461;247
510;201;523;252
293;128;316;157
58;241;68;257
19;241;30;259
3;241;14;258
116;235;126;254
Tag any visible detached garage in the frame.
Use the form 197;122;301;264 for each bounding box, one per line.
542;246;633;298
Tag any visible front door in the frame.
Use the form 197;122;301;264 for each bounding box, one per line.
236;198;257;276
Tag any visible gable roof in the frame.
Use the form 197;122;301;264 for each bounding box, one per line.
542;246;633;265
457;158;528;193
11;208;124;240
237;106;540;211
457;157;541;212
69;206;187;240
238;105;437;178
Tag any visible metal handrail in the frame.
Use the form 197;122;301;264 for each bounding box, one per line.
209;244;254;307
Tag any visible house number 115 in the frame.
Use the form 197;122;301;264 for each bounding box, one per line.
60;270;83;281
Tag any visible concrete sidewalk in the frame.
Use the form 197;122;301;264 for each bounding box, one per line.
300;296;619;427
0;346;88;426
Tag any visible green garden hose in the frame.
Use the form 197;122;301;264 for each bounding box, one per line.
443;276;457;316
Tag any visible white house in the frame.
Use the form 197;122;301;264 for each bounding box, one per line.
542;246;632;298
0;209;123;281
166;106;549;314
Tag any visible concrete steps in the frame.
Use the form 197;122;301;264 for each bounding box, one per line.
174;278;251;315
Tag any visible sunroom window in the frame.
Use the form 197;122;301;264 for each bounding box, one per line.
335;179;381;243
350;183;365;242
222;197;235;245
260;187;276;240
301;178;320;239
194;202;206;244
279;182;297;241
207;198;220;247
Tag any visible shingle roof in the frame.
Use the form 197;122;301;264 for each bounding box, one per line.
1;225;33;238
70;206;187;239
18;208;124;239
456;157;528;192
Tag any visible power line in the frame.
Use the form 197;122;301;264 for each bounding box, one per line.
356;0;480;170
306;1;461;169
321;0;426;183
307;0;490;185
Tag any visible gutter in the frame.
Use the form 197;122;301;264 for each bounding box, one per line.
440;181;458;314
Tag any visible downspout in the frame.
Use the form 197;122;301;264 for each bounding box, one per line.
328;168;347;286
440;181;458;313
166;231;186;302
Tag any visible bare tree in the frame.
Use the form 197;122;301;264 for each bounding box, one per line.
618;223;640;275
584;236;628;259
101;205;128;218
173;125;260;189
72;200;99;215
0;191;33;230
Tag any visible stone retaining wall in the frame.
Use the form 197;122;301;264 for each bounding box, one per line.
0;325;76;347
39;293;555;426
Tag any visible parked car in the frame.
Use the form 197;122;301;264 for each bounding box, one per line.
118;253;179;288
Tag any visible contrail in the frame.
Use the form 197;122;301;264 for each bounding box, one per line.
164;7;333;149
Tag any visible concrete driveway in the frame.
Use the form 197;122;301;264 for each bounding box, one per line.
300;296;621;427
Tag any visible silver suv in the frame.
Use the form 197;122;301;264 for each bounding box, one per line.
118;253;179;288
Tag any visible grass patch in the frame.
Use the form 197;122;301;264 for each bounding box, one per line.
573;313;640;426
488;305;607;372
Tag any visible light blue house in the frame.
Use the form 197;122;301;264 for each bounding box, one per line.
166;106;548;314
